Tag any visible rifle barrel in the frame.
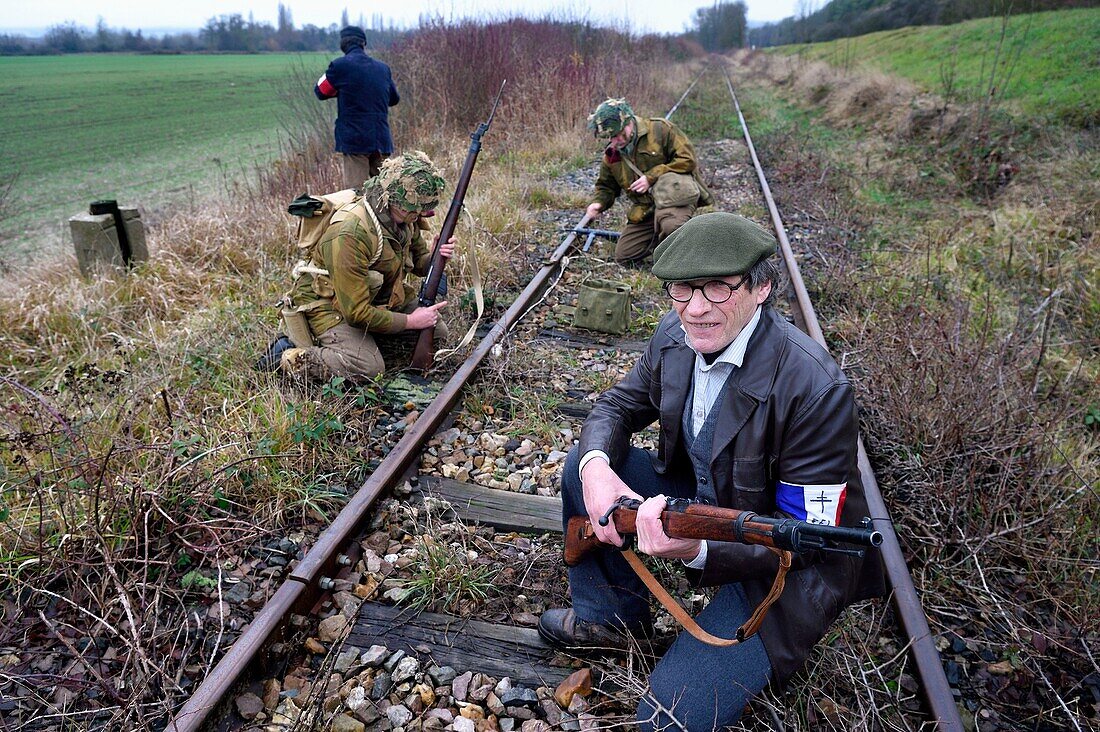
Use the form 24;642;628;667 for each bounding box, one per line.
410;81;505;371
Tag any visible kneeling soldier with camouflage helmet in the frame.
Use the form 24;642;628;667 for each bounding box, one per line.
257;151;456;382
585;97;713;266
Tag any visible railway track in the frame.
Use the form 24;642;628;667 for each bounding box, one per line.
169;62;962;732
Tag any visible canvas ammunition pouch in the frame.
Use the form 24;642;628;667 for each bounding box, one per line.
573;279;631;335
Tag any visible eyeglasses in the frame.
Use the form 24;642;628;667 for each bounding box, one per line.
664;276;748;304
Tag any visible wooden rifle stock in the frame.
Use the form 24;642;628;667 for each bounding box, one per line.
410;80;506;371
564;498;882;567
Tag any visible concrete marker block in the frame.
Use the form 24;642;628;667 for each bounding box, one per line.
70;212;123;277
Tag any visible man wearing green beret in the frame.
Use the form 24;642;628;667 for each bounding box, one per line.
540;213;884;729
585;97;712;266
257;151;455;382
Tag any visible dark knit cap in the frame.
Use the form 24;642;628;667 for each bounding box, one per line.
340;25;367;42
652;212;776;281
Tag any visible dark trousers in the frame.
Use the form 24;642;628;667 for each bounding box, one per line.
561;446;772;730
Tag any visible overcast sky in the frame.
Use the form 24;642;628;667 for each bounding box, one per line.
0;0;803;36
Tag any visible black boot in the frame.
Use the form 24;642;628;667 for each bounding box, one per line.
255;335;294;372
537;608;653;651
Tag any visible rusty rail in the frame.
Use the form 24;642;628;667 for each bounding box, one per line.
722;65;963;731
167;216;593;731
665;66;708;121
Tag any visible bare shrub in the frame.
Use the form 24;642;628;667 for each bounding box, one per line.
383;17;677;148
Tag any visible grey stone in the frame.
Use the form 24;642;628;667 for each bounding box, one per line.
425;708;454;724
346;686;368;711
383;650;406;672
500;688;538;709
391;656;420;683
386;705;413;727
225;580;252;605
453;717;476;732
371;675;392;701
427;664;456;686
334;649;361;674
360;645;389;667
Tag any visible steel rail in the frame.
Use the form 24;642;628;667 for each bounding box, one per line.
167;215;593;731
665;66;708;121
722;66;963;731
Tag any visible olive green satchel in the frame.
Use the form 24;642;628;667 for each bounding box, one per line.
622;156;700;209
651;172;701;208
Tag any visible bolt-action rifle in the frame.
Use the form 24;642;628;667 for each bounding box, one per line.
410;80;506;371
565;496;882;567
564;496;883;645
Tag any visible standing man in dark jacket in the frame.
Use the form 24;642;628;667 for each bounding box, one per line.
538;213;884;730
316;25;400;190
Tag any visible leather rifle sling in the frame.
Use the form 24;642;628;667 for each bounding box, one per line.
621;547;793;647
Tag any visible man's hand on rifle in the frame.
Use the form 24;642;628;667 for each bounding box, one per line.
585;203;603;220
580;459;643;547
406;301;448;330
635;495;703;560
432;234;457;260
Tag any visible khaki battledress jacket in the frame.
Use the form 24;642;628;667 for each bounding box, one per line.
591;117;708;224
291;189;432;338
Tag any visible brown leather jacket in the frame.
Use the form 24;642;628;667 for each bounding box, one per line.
578;307;885;683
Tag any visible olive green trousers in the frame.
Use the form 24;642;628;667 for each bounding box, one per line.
613;204;695;264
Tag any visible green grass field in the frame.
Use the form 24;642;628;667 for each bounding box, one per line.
772;8;1100;127
0;52;329;262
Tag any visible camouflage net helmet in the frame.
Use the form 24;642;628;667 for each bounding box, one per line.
370;150;446;212
587;97;635;138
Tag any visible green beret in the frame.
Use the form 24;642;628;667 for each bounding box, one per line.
652;212;776;281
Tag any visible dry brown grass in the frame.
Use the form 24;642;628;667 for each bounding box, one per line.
725;50;1098;729
0;21;708;729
